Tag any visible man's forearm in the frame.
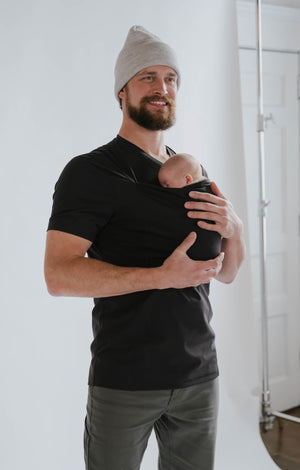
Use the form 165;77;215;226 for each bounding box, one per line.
46;256;165;298
215;224;246;284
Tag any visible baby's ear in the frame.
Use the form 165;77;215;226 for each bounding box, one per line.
185;174;193;185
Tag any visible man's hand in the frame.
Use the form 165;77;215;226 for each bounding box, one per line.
184;183;246;284
159;232;224;289
184;182;242;239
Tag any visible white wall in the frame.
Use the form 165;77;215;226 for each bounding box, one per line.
1;1;279;469
237;0;300;47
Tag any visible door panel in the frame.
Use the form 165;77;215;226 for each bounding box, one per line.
239;49;300;411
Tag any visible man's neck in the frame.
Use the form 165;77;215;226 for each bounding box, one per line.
118;120;169;163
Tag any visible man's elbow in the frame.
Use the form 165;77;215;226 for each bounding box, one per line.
216;272;236;284
44;269;65;297
220;275;236;284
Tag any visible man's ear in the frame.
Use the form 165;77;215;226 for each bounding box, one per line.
118;89;124;110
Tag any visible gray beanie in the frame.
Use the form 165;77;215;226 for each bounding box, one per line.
114;25;180;101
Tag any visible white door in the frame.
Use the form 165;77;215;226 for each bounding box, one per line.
239;48;300;411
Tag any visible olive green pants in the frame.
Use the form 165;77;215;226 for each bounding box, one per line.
84;378;219;470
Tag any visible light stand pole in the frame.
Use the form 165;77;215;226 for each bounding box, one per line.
256;0;274;432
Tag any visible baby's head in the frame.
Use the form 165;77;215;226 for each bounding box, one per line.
158;153;204;188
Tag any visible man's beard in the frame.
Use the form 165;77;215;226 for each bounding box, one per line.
125;94;176;131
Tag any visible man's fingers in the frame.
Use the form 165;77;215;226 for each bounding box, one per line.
186;193;226;207
216;251;225;265
204;252;224;270
212;251;225;264
175;232;197;254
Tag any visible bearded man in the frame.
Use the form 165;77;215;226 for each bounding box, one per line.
44;26;245;470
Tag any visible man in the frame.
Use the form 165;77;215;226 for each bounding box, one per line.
44;26;245;470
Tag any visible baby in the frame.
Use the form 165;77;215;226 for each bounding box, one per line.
158;153;207;188
157;152;219;256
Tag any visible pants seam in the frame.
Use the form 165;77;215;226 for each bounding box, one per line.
86;386;94;470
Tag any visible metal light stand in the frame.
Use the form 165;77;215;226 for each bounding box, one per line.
256;0;274;433
255;0;300;432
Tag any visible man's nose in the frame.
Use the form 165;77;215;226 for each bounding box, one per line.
153;79;168;95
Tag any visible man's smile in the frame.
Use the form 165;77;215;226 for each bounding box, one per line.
149;101;168;108
147;99;168;109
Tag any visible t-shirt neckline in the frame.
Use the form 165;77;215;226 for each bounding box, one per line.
116;134;173;166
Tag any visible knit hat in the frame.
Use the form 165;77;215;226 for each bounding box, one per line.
114;25;180;101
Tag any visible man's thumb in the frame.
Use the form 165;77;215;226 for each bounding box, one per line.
176;232;197;254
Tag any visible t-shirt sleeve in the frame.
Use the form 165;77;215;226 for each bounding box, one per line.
47;156;114;242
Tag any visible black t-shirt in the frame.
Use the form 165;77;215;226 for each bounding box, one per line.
48;135;220;390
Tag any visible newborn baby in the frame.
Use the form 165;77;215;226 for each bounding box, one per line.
157;152;220;259
158;153;206;188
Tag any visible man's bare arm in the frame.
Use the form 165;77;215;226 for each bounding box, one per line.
184;182;246;284
44;230;224;298
214;224;245;283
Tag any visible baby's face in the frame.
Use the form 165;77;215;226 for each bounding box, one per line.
158;168;192;188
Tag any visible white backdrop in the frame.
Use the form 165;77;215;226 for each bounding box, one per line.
0;1;279;469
